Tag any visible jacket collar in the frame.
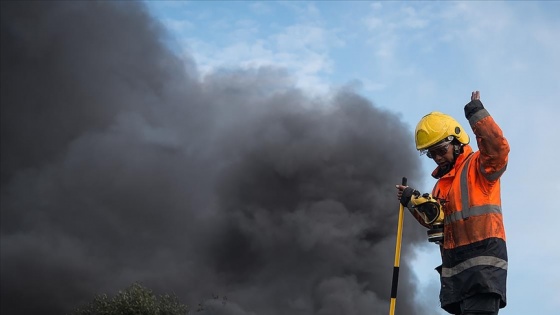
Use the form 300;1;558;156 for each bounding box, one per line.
431;144;474;179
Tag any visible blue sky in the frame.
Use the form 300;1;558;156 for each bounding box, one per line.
146;1;560;314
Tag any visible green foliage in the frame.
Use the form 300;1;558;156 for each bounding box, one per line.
70;282;189;315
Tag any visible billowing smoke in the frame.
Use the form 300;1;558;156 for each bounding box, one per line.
1;2;427;314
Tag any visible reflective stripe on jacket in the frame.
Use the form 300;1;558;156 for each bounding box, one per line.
431;107;510;313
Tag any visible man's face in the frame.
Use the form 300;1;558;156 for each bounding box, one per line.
427;142;454;168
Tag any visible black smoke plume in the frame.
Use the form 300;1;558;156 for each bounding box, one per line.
1;2;427;314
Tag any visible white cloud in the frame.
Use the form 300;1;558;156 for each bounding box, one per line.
249;2;272;15
273;24;341;51
400;6;429;29
177;30;336;96
163;5;345;96
370;2;383;11
364;16;383;30
282;1;322;23
159;18;194;33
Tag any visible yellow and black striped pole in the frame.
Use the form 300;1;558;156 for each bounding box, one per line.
389;177;407;315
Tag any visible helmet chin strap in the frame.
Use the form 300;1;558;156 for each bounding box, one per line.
449;143;464;169
438;144;463;176
453;143;462;157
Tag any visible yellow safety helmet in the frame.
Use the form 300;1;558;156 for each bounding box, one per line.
415;112;469;151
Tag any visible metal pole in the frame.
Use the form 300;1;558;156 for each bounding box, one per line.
389;177;407;315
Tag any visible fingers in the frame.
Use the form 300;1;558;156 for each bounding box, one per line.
471;90;480;101
395;184;407;199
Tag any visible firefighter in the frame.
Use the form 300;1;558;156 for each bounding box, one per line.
396;91;509;315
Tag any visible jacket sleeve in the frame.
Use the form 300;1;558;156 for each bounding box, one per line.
464;100;510;182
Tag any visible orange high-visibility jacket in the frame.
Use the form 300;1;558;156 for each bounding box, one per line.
430;101;510;314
